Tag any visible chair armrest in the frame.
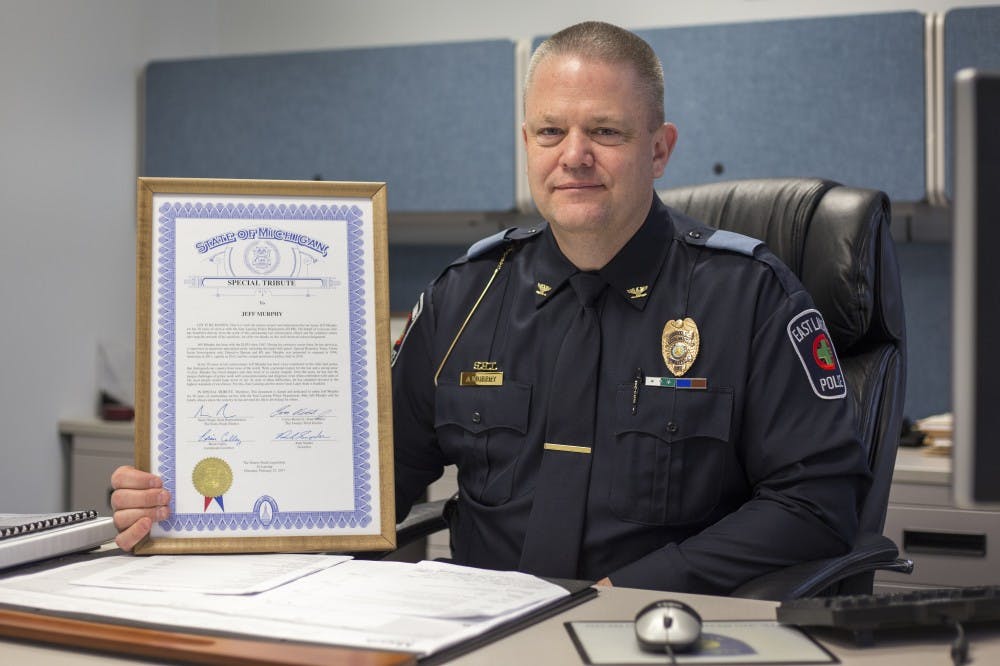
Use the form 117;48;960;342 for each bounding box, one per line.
350;498;451;561
395;498;451;547
731;533;913;601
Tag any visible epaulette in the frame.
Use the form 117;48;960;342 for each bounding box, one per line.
466;224;545;260
670;210;762;257
433;224;545;284
703;228;763;256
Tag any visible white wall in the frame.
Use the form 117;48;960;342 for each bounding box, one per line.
0;0;994;512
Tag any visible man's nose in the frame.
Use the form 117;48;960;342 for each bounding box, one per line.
560;129;595;169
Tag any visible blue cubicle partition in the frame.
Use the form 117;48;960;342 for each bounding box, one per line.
626;12;927;203
144;41;517;213
943;5;1000;200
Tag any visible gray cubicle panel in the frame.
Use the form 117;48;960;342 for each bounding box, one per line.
943;5;1000;201
143;41;516;213
627;12;926;203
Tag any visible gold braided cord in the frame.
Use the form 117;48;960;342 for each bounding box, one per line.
433;246;514;386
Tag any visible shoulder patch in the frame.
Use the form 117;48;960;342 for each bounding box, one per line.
787;309;847;399
391;292;424;367
704;229;763;257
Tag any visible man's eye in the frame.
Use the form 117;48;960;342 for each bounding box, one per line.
592;128;625;145
535;128;564;145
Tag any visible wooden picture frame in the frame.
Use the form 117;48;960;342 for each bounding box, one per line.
135;178;394;554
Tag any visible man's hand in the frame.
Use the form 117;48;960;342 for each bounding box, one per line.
595;577;614;587
109;465;170;552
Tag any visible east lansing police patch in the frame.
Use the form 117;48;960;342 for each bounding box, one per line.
787;308;847;399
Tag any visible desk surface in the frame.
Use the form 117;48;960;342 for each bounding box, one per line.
2;584;998;665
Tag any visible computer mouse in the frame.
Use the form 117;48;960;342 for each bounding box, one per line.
633;599;703;653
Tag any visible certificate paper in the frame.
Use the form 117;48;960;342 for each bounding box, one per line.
135;178;394;554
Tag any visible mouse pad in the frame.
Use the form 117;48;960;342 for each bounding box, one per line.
565;620;837;664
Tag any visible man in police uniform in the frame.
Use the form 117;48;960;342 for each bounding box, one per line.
111;21;869;593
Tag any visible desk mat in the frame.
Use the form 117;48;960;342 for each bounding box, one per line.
566;620;837;665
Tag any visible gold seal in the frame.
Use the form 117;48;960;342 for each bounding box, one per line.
661;318;700;377
192;457;233;497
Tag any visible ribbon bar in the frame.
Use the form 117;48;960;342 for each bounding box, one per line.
644;377;708;389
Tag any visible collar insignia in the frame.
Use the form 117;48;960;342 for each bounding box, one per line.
535;282;552;297
626;285;649;299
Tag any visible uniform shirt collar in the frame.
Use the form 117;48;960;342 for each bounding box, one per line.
532;195;673;310
532;229;580;306
598;196;672;311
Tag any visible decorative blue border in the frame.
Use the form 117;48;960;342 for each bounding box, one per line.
154;201;373;532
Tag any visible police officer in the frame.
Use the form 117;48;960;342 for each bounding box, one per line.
111;21;869;593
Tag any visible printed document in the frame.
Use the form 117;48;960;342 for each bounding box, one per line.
0;555;570;656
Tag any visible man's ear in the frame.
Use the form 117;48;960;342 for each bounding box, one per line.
652;122;678;178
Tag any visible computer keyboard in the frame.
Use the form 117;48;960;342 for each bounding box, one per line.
777;585;1000;643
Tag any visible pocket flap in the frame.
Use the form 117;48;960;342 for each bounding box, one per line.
616;386;733;443
435;381;532;435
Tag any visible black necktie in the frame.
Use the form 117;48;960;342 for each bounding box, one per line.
519;272;605;579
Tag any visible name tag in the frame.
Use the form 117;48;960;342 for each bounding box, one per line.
460;371;504;386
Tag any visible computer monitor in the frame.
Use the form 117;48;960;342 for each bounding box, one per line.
952;68;1000;509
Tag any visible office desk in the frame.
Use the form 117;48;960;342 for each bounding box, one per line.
2;584;998;665
880;446;1000;590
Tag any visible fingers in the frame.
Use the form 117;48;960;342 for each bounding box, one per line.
110;465;170;552
111;465;162;491
111;501;169;552
114;515;152;552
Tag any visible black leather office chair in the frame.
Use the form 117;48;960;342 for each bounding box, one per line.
388;178;912;600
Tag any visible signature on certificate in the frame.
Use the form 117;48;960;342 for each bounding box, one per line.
192;403;241;420
269;404;333;418
274;429;330;442
198;429;243;445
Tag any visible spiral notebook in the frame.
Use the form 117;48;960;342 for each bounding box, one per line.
0;511;100;540
0;511;116;571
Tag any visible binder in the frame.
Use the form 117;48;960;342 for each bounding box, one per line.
0;512;117;571
0;510;99;539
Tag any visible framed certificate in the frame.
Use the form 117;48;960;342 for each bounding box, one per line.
135;178;394;554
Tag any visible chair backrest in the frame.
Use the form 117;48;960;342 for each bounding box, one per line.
660;178;907;536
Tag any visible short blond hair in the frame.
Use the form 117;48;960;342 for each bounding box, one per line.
525;21;665;130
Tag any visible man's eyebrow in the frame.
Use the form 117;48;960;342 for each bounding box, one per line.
590;114;627;125
531;113;628;125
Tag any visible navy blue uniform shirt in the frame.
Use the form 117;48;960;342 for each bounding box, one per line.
391;195;871;593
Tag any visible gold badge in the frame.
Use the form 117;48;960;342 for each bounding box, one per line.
626;285;649;299
535;282;552;297
661;318;700;377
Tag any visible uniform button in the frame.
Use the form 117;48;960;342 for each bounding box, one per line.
472;411;482;424
666;421;679;433
688;231;702;240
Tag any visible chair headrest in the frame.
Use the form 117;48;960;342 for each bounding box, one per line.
659;178;903;352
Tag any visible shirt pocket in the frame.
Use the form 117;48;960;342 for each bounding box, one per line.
609;385;734;526
435;380;532;506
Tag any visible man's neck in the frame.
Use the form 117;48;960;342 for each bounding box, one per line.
550;217;645;271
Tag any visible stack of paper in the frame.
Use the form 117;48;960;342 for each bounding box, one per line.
0;555;570;657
